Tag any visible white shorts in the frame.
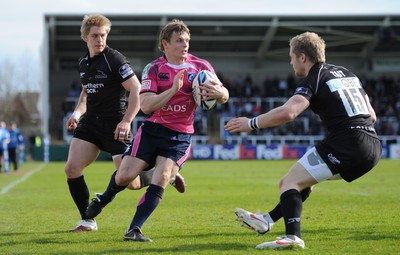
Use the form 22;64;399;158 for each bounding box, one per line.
298;147;342;182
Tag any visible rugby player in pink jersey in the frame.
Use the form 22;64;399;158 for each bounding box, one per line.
86;19;229;241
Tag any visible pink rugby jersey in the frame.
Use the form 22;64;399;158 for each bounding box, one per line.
141;54;215;134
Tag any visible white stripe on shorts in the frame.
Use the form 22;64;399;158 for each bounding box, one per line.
298;147;342;182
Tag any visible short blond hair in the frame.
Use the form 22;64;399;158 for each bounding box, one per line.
158;19;191;52
289;32;326;63
80;14;111;41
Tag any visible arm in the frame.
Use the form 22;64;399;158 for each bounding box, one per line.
140;69;186;114
224;95;310;133
65;85;87;131
114;75;142;140
364;94;377;124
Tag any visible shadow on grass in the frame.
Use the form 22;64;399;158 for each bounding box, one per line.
0;230;256;254
2;225;397;254
303;226;398;241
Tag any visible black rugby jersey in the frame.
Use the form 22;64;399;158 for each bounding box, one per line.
294;63;375;134
78;46;135;119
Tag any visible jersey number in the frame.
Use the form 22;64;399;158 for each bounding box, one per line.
338;87;369;117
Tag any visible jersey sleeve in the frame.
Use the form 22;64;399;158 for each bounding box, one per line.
294;81;313;101
294;86;313;100
140;63;158;94
111;51;135;83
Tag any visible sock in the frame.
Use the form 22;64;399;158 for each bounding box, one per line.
99;170;127;204
280;189;303;238
139;168;154;188
67;175;90;220
129;184;164;230
268;203;282;222
268;187;312;222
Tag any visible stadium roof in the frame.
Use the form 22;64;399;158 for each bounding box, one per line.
45;14;400;70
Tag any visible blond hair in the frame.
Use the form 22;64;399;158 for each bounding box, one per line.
289;32;326;63
80;14;111;41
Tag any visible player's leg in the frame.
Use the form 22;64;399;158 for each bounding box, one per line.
256;147;333;250
264;186;312;223
8;148;17;171
235;187;312;235
0;151;3;173
65;138;99;232
254;162;314;250
86;155;148;218
126;167;186;193
124;156;177;242
112;154;146;190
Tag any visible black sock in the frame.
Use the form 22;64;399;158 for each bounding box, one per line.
268;187;311;222
268;203;282;222
67;175;90;220
99;170;127;204
280;189;303;238
129;184;164;230
300;187;311;201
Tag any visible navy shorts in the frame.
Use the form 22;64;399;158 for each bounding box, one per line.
124;121;191;169
74;114;131;156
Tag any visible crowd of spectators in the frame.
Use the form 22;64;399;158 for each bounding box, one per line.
60;73;400;141
194;73;400;137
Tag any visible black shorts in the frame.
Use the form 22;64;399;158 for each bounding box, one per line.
316;129;382;182
124;121;191;169
74;114;131;156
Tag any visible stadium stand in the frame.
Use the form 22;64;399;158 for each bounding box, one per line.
45;14;400;146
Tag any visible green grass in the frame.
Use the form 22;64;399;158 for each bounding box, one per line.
0;159;399;255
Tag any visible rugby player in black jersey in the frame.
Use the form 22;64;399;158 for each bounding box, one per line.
225;32;381;250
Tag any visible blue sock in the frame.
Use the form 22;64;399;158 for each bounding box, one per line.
129;184;164;230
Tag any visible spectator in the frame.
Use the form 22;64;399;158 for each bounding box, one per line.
0;121;10;173
7;121;22;171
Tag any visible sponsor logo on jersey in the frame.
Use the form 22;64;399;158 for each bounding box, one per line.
158;72;169;81
83;83;104;94
95;70;107;79
326;77;361;91
350;125;375;132
80;72;85;78
161;104;187;112
187;72;196;82
119;64;134;79
295;87;311;97
327;153;341;165
142;80;151;90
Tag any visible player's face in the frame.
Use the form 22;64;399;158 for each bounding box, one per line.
163;31;190;64
289;48;307;78
85;26;108;57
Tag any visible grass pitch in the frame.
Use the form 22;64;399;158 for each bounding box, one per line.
0;159;399;254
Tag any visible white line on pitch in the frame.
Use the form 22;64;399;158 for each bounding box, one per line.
0;164;47;195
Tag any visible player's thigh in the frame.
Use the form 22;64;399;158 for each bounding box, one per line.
280;162;318;192
152;156;179;188
298;146;341;182
112;154;123;169
115;155;148;185
65;138;100;177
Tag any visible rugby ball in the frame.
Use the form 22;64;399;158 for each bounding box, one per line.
192;70;220;110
